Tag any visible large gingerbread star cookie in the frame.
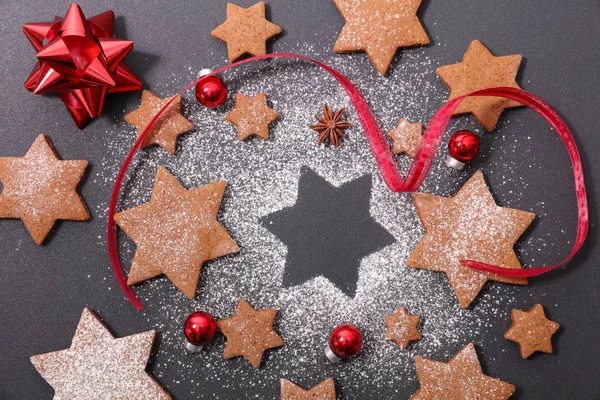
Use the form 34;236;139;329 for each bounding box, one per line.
114;165;239;299
31;308;171;400
411;343;515;399
333;0;430;75
407;170;535;308
0;134;89;245
436;40;523;132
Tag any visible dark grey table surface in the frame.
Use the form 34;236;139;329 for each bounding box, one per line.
1;0;599;399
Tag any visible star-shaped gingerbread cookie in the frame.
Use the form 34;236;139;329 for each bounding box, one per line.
384;307;421;350
225;92;280;141
124;90;195;154
333;0;430;75
436;40;523;132
407;170;535;308
387;119;423;158
504;303;560;359
218;298;284;368
411;343;515;399
31;308;171;400
0;134;89;245
281;377;336;400
113;165;239;299
211;1;282;62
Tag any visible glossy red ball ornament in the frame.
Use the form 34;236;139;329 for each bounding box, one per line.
195;69;227;108
183;311;217;352
447;130;480;170
324;324;363;362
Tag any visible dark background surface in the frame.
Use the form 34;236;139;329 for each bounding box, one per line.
0;0;599;399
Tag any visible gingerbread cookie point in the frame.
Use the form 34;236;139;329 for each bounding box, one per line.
0;134;90;245
333;0;430;75
226;92;280;141
407;170;535;308
281;377;336;400
114;165;239;299
212;1;282;62
384;307;421;349
411;343;515;399
504;303;560;358
218;298;284;368
124;90;195;154
31;308;171;399
436;40;523;132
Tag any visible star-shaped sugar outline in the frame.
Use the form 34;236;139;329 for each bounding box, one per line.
504;303;560;358
411;343;515;399
124;90;195;155
211;1;282;62
30;308;171;400
333;0;430;75
257;166;403;303
0;134;89;245
225;92;280;141
436;40;523;132
281;377;336;399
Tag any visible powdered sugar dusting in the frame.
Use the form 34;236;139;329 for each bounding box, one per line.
91;43;550;398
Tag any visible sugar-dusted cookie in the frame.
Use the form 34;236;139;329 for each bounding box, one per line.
0;134;89;245
333;0;430;75
124;90;195;154
411;343;515;399
211;2;282;62
504;304;560;359
31;308;171;400
407;170;535;308
387;119;422;158
218;298;284;368
281;377;336;400
113;165;239;299
384;307;421;350
226;92;280;141
436;40;523;132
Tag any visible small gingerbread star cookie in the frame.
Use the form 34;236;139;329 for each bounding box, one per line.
387;119;422;158
504;304;560;359
31;308;171;399
113;165;239;299
225;92;280;141
333;0;430;75
281;377;336;400
384;307;421;350
211;1;282;62
436;40;523;132
124;90;195;154
407;170;535;308
411;343;515;400
218;299;284;368
0;134;89;245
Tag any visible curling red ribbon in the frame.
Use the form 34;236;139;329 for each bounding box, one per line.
108;53;588;310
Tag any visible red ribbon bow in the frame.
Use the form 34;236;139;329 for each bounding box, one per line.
108;53;588;310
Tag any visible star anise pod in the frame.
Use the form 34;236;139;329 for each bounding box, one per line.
310;104;352;147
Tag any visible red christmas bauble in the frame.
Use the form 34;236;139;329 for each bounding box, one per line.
329;324;363;358
195;74;227;108
448;130;480;162
184;311;217;346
